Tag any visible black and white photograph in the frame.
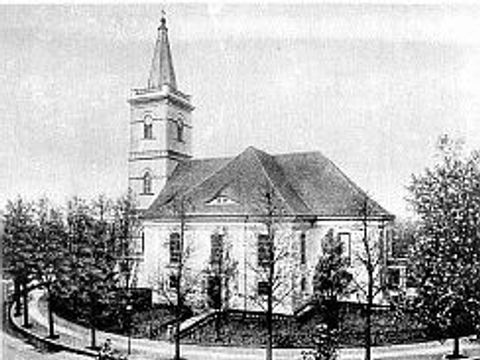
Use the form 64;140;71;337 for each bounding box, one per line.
2;2;480;360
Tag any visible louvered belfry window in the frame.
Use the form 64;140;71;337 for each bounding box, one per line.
144;115;153;139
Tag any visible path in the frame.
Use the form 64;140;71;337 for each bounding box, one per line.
21;288;480;360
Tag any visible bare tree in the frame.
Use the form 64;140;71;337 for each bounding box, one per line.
246;187;299;360
149;196;205;360
207;227;239;340
351;196;387;360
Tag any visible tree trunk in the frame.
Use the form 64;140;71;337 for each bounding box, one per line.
363;201;372;360
90;326;96;349
266;287;273;360
175;295;181;360
90;300;96;349
365;269;373;360
47;286;56;338
174;201;186;360
22;280;30;328
266;239;274;360
14;278;21;316
452;336;460;358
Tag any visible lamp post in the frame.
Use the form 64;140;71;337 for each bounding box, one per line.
45;264;59;339
125;304;133;355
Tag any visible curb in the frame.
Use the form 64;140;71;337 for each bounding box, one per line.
8;299;97;358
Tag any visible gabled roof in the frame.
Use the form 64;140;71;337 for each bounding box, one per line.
147;16;177;90
144;147;392;219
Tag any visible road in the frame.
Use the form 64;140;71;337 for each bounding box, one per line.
4;327;480;360
2;330;90;360
5;288;480;360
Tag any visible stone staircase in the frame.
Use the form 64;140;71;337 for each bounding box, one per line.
178;309;218;338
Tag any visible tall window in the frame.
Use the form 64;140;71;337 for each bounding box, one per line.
338;232;351;265
143;172;152;194
176;118;184;142
258;234;273;268
144;115;153;139
210;234;223;266
300;233;306;265
386;268;401;289
169;274;179;289
300;277;307;292
258;281;269;296
169;232;181;264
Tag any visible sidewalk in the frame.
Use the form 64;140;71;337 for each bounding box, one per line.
16;288;480;360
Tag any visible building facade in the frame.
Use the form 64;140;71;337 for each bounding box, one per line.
128;17;395;315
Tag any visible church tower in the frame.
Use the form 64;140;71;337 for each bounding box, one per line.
128;16;194;210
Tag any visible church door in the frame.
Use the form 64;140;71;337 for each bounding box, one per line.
207;275;221;309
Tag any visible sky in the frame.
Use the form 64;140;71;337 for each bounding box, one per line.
2;3;480;218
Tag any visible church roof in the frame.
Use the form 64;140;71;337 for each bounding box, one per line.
143;147;393;220
147;16;177;90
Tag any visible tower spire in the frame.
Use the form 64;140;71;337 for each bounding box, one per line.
147;13;177;90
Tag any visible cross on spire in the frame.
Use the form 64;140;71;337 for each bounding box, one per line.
159;9;167;29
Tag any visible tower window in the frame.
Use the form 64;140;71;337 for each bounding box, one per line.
176;118;184;142
169;232;181;264
143;172;152;194
144;124;153;139
144;115;153;139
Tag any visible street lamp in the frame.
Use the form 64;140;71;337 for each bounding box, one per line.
125;304;133;355
45;264;59;339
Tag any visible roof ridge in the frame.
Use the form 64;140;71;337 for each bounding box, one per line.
180;152;246;202
274;150;322;157
249;148;298;214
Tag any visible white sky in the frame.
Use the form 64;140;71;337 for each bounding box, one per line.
2;3;480;218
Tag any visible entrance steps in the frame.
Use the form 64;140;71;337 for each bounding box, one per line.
178;309;218;337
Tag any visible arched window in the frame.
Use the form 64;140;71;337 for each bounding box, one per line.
144;115;153;139
143;172;152;194
176;117;184;142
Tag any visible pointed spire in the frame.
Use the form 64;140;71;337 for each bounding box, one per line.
147;12;177;90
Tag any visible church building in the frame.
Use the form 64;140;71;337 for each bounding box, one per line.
127;17;394;314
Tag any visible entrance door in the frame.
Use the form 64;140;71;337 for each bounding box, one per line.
207;275;221;309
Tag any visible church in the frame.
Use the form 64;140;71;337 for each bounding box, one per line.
127;16;395;314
